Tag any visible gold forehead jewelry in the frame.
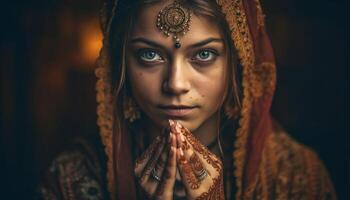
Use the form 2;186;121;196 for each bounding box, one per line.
156;0;191;49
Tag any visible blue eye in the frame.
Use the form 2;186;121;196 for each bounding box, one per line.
138;49;163;62
194;50;217;61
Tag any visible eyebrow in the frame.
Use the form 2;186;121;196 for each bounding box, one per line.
129;37;224;49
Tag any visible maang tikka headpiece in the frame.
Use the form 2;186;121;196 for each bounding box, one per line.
156;0;191;48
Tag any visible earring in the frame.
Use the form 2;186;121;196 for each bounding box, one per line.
123;96;140;122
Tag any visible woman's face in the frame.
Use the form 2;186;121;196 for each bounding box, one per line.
126;1;228;132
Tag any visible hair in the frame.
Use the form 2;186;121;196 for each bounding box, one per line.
105;0;242;184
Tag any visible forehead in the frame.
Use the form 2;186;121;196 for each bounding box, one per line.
130;0;222;47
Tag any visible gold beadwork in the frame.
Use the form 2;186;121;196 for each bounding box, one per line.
255;0;266;28
250;62;276;98
156;0;191;48
95;50;115;199
216;0;255;199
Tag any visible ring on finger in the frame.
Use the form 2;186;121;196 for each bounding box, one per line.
196;168;208;181
189;153;208;181
151;168;161;182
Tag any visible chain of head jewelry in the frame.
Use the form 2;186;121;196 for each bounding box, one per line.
156;0;192;48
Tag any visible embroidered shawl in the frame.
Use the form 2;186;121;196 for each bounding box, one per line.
38;0;337;199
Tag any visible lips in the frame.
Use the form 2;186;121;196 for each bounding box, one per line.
158;105;197;117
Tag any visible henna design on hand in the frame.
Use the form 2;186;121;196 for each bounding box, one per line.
182;139;191;150
155;154;166;172
154;167;171;198
155;145;175;198
135;136;161;169
177;123;222;173
155;180;166;197
189;153;206;178
138;138;164;183
195;174;225;200
174;121;225;200
179;155;200;190
139;157;155;183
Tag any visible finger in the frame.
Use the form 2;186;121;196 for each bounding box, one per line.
138;137;165;185
174;121;224;198
178;134;213;188
183;133;218;174
153;147;168;181
174;121;222;185
137;137;168;199
144;132;175;198
135;136;162;176
154;143;177;199
169;120;179;146
170;131;177;149
176;121;222;174
152;134;173;183
176;148;200;192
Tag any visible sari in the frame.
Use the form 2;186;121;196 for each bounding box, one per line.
38;0;336;199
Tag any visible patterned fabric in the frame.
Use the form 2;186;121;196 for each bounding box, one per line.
252;123;336;200
37;127;336;199
38;0;337;199
37;139;109;200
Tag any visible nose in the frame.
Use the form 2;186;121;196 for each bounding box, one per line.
162;59;190;95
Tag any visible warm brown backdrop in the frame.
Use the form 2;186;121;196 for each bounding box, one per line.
1;0;348;199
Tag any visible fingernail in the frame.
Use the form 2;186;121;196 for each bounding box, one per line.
176;121;182;128
179;148;184;156
180;133;185;142
169;121;176;132
175;122;181;133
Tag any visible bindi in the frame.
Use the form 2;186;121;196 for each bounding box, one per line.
156;0;191;49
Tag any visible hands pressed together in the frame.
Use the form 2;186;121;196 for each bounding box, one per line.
134;120;224;200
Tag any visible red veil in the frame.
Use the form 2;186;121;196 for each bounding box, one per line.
95;0;334;199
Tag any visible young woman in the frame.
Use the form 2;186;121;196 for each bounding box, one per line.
38;0;336;199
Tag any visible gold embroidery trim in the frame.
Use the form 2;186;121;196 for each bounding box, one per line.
250;62;276;98
254;0;265;28
97;0;275;199
95;47;116;199
216;0;255;199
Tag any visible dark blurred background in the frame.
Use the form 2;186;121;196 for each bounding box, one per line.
1;0;348;199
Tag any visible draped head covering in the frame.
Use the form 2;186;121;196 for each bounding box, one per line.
95;0;276;199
